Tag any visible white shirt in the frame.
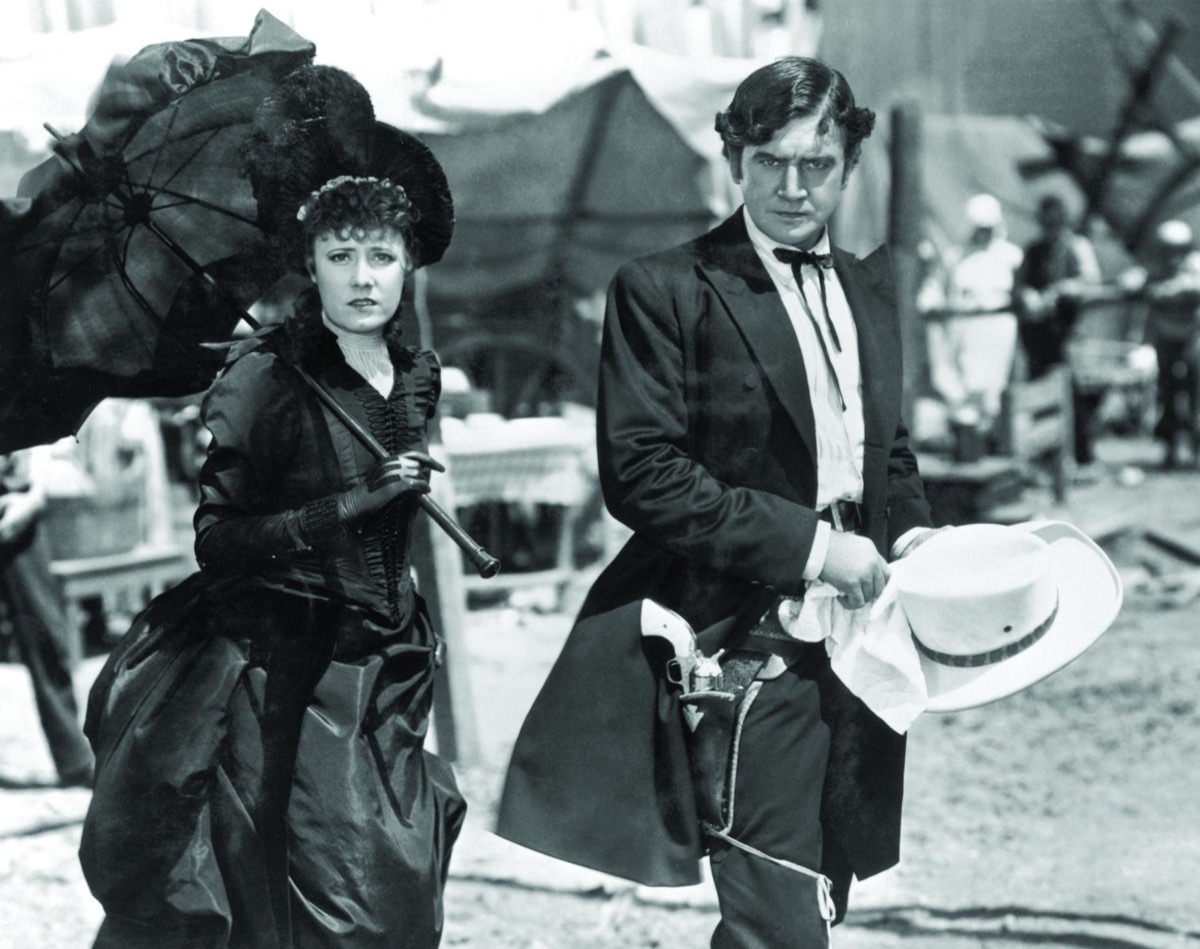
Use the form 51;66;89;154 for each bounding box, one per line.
948;237;1023;313
743;208;865;580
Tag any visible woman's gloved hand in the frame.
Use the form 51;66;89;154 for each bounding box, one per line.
336;450;446;524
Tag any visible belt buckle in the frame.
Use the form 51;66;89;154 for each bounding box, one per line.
831;500;859;533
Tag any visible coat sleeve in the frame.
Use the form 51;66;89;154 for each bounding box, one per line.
877;252;934;550
596;260;820;592
193;351;342;570
884;416;933;550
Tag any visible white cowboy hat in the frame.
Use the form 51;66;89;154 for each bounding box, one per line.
892;520;1123;712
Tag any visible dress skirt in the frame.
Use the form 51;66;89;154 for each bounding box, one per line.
80;572;465;949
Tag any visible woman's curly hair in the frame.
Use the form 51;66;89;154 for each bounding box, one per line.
299;177;420;269
715;57;876;175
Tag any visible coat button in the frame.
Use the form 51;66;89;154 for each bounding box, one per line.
743;371;759;389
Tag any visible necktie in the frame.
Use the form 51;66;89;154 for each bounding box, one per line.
772;248;841;352
773;247;846;410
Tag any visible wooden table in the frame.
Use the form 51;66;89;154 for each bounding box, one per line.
440;415;601;604
916;452;1029;527
50;544;195;665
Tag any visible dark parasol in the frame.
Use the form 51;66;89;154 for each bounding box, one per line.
0;18;497;575
0;10;313;453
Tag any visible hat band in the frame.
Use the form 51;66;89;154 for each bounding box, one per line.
912;597;1058;669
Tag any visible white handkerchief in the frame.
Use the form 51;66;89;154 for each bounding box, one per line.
778;577;929;733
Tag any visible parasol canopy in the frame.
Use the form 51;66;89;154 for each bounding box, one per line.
0;9;314;452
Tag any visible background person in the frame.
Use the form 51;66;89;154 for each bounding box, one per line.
1014;194;1104;467
0;450;94;789
79;66;464;948
926;193;1024;437
498;56;935;947
1120;219;1200;469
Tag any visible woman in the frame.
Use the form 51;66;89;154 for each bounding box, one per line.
80;68;464;948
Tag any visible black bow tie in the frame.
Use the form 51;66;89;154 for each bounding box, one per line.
771;246;843;358
773;248;834;270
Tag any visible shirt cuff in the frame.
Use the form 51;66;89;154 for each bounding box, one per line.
802;521;832;581
891;526;935;561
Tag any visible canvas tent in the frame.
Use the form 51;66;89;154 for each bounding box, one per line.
416;65;724;309
821;0;1200;260
4;2;1199;410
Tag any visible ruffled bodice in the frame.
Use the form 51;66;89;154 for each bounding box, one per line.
193;324;442;628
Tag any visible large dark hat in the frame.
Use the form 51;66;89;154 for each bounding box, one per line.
242;64;453;269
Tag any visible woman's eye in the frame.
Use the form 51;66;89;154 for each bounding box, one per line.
328;252;350;263
371;252;397;264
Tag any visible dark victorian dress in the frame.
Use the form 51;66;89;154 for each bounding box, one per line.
80;322;465;949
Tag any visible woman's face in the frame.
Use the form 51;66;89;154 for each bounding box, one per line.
309;229;410;336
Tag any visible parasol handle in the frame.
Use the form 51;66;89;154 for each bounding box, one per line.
293;366;501;579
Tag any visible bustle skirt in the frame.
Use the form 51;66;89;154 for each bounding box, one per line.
80;572;465;949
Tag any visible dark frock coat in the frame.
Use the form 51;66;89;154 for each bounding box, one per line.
496;212;932;890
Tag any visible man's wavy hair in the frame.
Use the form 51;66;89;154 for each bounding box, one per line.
715;57;875;177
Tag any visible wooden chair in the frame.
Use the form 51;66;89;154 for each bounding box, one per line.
994;364;1074;504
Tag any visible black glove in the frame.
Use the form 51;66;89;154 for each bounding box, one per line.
336;451;445;524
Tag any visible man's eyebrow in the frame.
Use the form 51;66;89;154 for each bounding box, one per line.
751;145;835;161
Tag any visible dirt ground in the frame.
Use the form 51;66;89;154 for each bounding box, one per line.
3;435;1200;948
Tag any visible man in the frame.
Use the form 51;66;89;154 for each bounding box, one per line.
927;193;1023;435
0;451;94;788
1121;219;1200;468
1014;194;1104;465
497;58;934;945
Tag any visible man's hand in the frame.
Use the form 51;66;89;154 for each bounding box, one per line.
0;490;44;545
818;531;889;610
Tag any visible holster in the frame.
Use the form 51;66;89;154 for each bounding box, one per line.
678;650;769;833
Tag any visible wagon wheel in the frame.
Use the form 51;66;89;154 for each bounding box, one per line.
438;332;594;418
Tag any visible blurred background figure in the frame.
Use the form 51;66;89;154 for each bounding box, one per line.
0;451;94;788
926;193;1023;441
1120;220;1200;469
1014;194;1104;467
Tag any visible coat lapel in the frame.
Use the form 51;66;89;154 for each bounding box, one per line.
695;213;817;460
834;243;894;451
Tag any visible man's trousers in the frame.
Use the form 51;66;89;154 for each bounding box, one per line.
708;649;841;948
1;523;94;784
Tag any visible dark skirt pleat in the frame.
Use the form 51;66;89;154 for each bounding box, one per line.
81;577;463;948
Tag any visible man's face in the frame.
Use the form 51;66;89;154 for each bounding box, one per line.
733;113;848;250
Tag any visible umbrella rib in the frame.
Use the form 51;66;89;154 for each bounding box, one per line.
152;126;221;193
114;228;163;330
141;184;258;225
36;199;125;291
150;198;197;211
45;240;119;294
145;101;182;189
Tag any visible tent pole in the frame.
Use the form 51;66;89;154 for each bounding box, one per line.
888;98;927;422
